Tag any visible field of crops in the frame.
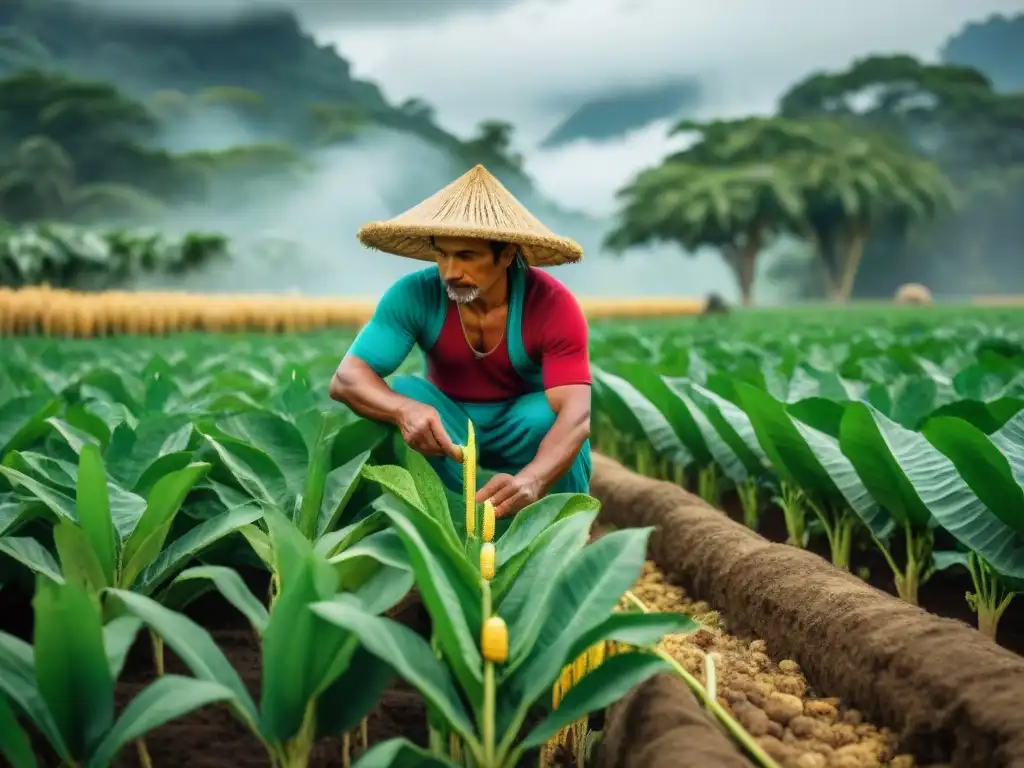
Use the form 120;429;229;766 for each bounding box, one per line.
2;306;1024;768
589;308;1024;645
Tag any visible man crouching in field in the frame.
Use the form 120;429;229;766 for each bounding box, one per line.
329;164;592;519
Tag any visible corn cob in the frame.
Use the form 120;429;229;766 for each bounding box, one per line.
481;616;508;663
464;419;477;537
482;498;495;542
480;542;496;580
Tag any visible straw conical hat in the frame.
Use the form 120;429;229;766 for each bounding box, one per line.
357;164;583;267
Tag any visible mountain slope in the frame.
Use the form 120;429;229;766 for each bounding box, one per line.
940;12;1024;93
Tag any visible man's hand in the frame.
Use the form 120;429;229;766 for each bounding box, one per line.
396;401;463;463
476;473;543;519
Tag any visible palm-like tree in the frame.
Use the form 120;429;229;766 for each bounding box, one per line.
605;162;805;305
786;134;955;300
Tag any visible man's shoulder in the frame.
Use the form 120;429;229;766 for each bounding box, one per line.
386;265;442;304
525;267;582;310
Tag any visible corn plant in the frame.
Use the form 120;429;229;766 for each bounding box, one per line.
0;575;235;768
111;507;404;768
315;457;694;768
0;443;256;617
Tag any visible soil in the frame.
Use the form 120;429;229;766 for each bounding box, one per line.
589;452;1024;768
716;489;1024;657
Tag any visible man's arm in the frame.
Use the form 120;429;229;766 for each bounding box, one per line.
330;273;461;461
329;274;420;424
518;383;591;492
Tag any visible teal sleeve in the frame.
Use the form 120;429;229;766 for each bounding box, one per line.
345;271;431;377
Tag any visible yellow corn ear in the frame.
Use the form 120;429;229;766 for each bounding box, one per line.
482;616;508;663
482;499;495;542
464;420;477;537
573;652;588;681
588;641;606;669
480;542;496;580
552;676;563;709
559;664;573;693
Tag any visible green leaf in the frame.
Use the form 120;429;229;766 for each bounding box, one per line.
316;450;370;537
361;464;426;513
0;630;69;761
500;512;598;669
0;466;77;522
593;367;692;467
75;444;116;587
134;504;262;596
313;511;385;560
0;693;37;768
404;449;460;550
522;652;671;748
924;416;1024;539
32;577;114;760
0;536;64;583
108;590;260;732
120;463;211;589
47;417;102;455
373;493;483;707
53;521;107;594
314;646;394;739
311;598;478;744
86;675;235;768
102;616;142;679
0;394;60;456
215;411;309;497
496;493;599;571
353;738;458;768
567;611;700;662
503;527;653;723
297;415;335;538
173;566;269;635
838;403;934;530
259;509;353;744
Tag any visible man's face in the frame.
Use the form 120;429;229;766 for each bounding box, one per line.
432;236;516;305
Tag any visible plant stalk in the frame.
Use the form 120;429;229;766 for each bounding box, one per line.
967;551;1016;641
481;580;496;766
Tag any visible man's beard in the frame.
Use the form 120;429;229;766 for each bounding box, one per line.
446;282;482;304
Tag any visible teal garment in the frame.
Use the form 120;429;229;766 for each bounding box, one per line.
345;259;543;389
391;375;592;496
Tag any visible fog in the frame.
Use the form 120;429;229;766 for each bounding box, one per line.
132;111;749;302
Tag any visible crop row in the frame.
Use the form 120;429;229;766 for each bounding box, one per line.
0;333;770;768
588;315;1024;642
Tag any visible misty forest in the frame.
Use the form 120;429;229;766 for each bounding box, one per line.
0;0;1022;302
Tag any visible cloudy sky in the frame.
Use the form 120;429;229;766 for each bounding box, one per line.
312;0;1024;213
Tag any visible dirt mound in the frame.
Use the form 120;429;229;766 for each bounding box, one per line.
590;453;1024;768
596;674;754;768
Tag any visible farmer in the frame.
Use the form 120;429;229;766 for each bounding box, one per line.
329;164;592;519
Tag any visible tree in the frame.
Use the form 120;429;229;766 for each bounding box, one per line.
605;162;805;305
461;120;524;170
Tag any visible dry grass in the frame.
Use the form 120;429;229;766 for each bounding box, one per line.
0;286;705;337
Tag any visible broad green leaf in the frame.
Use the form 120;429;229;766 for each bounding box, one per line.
404;449;460;550
314;646;394;739
75;444;116;587
108;590;260;731
522;653;671;748
201;434;286;508
923;417;1024;539
0;693;36;768
87;676;235;768
663;378;747;481
0;394;60;456
46;417;101;456
361;464;425;513
120;463;211;589
372;494;483;706
0;466;77;522
313;511;385;560
501;512;598;668
567;611;700;662
496;493;599;568
33;577;114;760
0;536;64;583
504;527;653;728
53;522;107;594
593;368;692;467
215;412;309;495
102;616;142;679
134;504;262;595
352;738;458;768
0;631;69;760
839;404;934;530
173;566;269;635
311;598;477;744
316;450;370;538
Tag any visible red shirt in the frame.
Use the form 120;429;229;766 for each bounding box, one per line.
425;268;591;403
